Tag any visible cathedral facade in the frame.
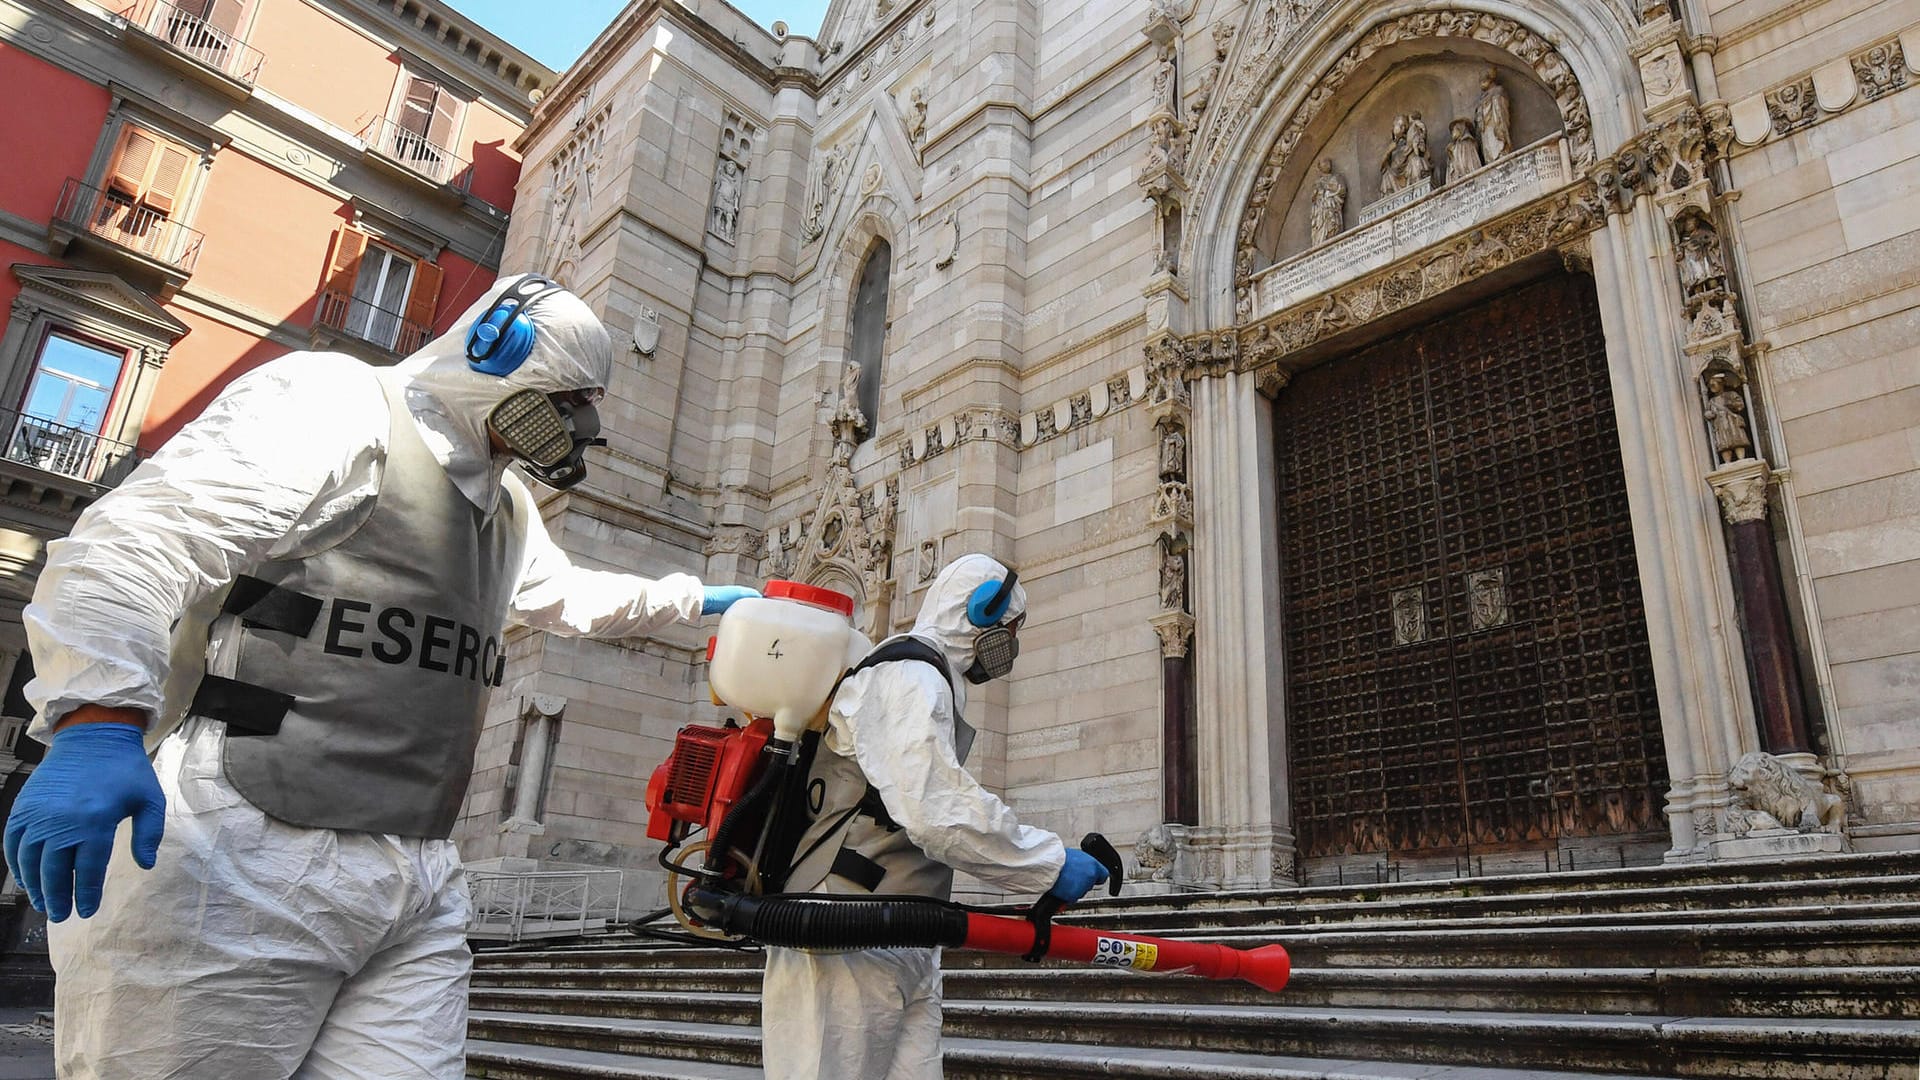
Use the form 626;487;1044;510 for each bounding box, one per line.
452;0;1920;903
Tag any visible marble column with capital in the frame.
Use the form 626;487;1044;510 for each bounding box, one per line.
1186;369;1296;888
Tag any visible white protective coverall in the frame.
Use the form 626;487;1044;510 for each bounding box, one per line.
760;554;1068;1080
24;275;707;1079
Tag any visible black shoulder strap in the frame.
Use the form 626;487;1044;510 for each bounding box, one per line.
847;636;953;686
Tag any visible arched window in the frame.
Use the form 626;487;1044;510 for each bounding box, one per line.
848;239;892;440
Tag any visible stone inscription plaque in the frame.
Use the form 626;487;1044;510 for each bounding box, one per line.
1256;138;1568;319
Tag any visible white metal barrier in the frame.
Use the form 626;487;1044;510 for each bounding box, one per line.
465;868;625;944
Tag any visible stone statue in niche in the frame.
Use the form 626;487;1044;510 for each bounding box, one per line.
906;86;928;149
1702;372;1751;464
802;144;847;242
1151;44;1177;111
1157;534;1188;612
1309;158;1346;244
1158;421;1187;480
1379;114;1413;195
709;158;742;241
1677;215;1727;296
1144;114;1187;175
1406;112;1433;185
1446;118;1483;181
1134;824;1177;883
1476;67;1513;163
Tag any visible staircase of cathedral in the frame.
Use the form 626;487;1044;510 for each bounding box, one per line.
464;850;1920;1079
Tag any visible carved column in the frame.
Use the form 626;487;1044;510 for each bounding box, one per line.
1151;612;1197;825
503;693;566;834
1185;355;1293;889
1709;462;1811;754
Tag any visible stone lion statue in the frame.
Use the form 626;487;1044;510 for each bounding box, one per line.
1724;751;1846;835
1134;823;1178;883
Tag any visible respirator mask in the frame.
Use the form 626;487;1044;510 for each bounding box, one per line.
963;615;1024;684
487;386;606;490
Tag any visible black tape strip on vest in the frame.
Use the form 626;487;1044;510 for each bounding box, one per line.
829;848;889;892
189;675;294;736
223;575;324;637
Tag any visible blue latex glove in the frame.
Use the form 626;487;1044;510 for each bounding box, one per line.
3;722;165;922
701;585;761;616
1045;848;1111;904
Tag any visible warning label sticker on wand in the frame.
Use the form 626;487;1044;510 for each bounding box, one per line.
1091;936;1159;970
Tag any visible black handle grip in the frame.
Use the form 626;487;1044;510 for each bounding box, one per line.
1081;832;1126;897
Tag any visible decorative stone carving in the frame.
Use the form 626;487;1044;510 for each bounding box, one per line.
631;305;661;356
1308;159;1346;245
906;86;928;150
1188;23;1234;121
1144;336;1192;407
1239;185;1605;363
1377;114;1431;196
764;525;795;579
1150;611;1195;659
931;213;959;269
831;360;870;447
1151;43;1178;112
1766;77;1819;136
1446;118;1483;181
1223;12;1596;313
802;144;848;243
860;162;883;197
1157;419;1187;479
704;524;765;558
1722;751;1846;835
1468;568;1509;630
1702;372;1752;465
1391;586;1427;645
1151;480;1195;526
1144;113;1189;178
709;158;742;242
1476;69;1512;166
1157;532;1188;612
541;105;610;274
1675;213;1726;297
1709;459;1771;525
917;537;939;583
1852;41;1907;102
1134;823;1178;882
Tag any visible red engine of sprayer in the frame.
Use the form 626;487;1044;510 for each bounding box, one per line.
644;715;772;843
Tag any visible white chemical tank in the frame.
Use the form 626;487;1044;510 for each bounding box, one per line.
708;581;871;742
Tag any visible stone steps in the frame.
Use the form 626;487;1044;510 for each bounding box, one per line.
466;856;1920;1078
467;1029;1698;1080
466;1004;1920;1079
471;963;1920;1018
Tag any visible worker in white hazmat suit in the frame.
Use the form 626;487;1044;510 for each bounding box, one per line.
1;273;760;1079
760;553;1111;1080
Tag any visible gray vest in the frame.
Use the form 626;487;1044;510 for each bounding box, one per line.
190;376;524;839
782;640;967;900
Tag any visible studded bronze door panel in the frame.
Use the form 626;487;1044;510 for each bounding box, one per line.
1276;273;1668;860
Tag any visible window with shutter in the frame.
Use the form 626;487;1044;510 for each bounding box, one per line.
388;72;463;181
94;125;197;257
157;0;247;69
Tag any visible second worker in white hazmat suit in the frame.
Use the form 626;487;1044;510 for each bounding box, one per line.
760;554;1111;1080
2;274;758;1078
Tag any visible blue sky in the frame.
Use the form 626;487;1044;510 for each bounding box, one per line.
444;0;833;72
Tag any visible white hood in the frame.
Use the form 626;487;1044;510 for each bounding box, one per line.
909;553;1027;712
389;273;613;509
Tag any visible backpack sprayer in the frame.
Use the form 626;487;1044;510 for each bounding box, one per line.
638;581;1291;993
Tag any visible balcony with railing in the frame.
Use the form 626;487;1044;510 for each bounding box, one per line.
50;179;205;284
116;0;266;87
313;289;432;358
2;407;148;490
357;117;473;194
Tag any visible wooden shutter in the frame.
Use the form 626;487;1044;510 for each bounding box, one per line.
323;228;370;296
204;0;246;37
426;88;460;151
106;129;156;198
404;259;443;333
142;144;192;214
398;76;438;138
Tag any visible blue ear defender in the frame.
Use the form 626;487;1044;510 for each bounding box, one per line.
966;568;1020;628
466;275;562;376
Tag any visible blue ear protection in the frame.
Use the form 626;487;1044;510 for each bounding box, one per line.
466;275;563;376
966;568;1020;628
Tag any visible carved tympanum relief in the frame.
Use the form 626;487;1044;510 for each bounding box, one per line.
1249;54;1564;278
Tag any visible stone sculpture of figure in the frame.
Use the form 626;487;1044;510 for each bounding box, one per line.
1476;67;1513;163
1158;421;1187;480
710;158;741;240
1151;44;1177;110
1134;824;1177;884
1379;114;1412;195
802;145;845;241
1703;373;1751;464
1724;751;1846;835
1678;216;1727;296
1405;112;1433;186
1159;546;1187;612
1446;118;1483;182
906;86;928;148
1309;158;1346;245
1145;114;1183;174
